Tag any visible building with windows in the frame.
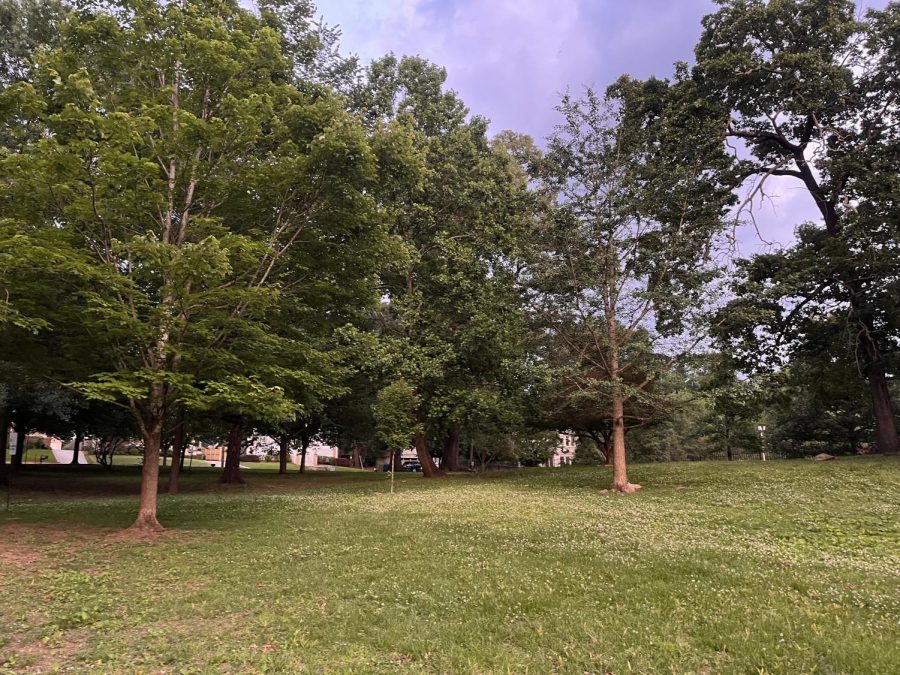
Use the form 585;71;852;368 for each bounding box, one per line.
546;432;577;467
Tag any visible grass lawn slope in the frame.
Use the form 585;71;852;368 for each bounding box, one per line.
1;458;898;673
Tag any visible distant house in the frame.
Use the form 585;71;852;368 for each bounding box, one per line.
244;435;340;468
545;433;577;467
29;435;64;452
291;440;339;468
195;444;226;463
193;436;340;469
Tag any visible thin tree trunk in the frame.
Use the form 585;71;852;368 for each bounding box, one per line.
606;295;639;491
70;430;83;465
12;425;25;470
220;421;245;484
442;426;461;472
131;419;164;531
588;430;611;465
0;406;9;486
299;438;310;473
610;395;630;491
414;418;443;478
389;448;395;493
167;408;186;494
864;338;899;454
278;433;290;475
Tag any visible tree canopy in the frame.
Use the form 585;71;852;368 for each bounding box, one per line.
1;0;897;522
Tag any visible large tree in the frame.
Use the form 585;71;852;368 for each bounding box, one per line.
0;0;385;529
532;83;733;492
354;55;533;477
695;0;900;454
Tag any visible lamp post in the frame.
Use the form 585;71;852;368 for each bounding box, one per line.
756;424;767;461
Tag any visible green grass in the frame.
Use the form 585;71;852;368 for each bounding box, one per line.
4;448;58;464
1;458;898;673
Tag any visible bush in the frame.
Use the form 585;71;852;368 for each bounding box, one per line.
239;454;261;463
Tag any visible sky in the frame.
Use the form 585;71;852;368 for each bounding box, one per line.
311;0;888;256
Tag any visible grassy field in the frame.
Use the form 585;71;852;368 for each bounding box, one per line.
4;449;58;464
0;458;898;674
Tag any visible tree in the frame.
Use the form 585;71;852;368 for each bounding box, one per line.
0;0;66;87
694;0;900;454
537;322;676;464
354;55;533;477
0;0;385;529
758;327;888;458
373;379;421;490
696;358;762;462
531;83;733;492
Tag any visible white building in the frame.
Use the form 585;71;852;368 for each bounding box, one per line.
293;440;340;468
546;432;577;467
242;435;340;468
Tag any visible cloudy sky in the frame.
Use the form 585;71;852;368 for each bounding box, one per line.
312;0;886;254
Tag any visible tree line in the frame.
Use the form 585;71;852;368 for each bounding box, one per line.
1;0;897;529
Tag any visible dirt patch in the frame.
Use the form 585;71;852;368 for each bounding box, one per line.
1;519;214;550
0;522;112;571
0;542;46;567
103;526;194;544
5;633;87;673
0;521;112;543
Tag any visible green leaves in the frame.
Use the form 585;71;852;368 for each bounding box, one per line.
373;379;421;450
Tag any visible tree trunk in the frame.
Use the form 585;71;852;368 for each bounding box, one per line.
12;425;25;470
414;419;443;478
588;430;612;465
610;395;628;489
0;406;9;486
167;408;186;494
350;443;362;470
442;426;461;472
299;438;310;473
393;447;403;473
864;340;899;454
130;420;164;531
610;395;639;493
220;421;245;484
70;430;83;465
278;433;290;475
